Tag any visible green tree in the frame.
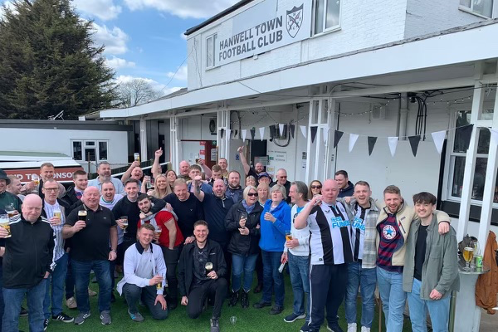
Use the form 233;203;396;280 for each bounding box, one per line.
0;0;115;119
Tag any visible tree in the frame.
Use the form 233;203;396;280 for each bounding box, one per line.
0;0;116;119
114;79;162;108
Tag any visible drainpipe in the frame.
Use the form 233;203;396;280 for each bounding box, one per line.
399;93;408;140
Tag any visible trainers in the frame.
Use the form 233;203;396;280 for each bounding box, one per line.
43;319;49;331
52;312;74;323
210;317;220;332
128;310;144;322
74;312;91;325
20;307;28;317
269;305;284;315
100;311;112;325
284;313;306;322
253;301;271;309
327;323;344;332
347;323;357;332
240;291;249;309
66;297;77;309
88;288;97;297
228;291;239;307
360;326;370;332
300;322;310;332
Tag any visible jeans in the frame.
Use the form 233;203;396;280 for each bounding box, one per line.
0;265;4;330
288;252;310;320
260;250;284;307
231;253;258;293
123;283;168;320
72;259;112;314
407;278;450;332
44;253;68;319
377;267;406;332
65;254;75;299
345;262;376;328
3;279;47;332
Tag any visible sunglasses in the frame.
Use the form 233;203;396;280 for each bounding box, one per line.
247;193;258;197
311;185;322;189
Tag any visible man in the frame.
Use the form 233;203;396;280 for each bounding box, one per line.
7;176;25;202
217;158;229;179
376;185;450;332
403;192;459;332
334;170;354;198
270;169;291;203
178;220;227;332
121;161;144;187
112;179;166;256
37;163;66;199
117;224;168;322
186;165;213;195
257;172;272;186
63;187;118;326
178;161;191;181
63;170;88;211
294;179;353;332
164;179;203;246
225;171;243;204
88;161;125;195
0;169;22;212
237;146;266;180
0;194;55;332
341;181;379;333
41;180;74;330
207;165;223;186
137;194;183;310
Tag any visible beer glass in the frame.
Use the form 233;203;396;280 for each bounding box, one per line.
156;273;164;291
53;209;62;225
154;226;162;242
463;246;474;270
120;216;128;231
134;153;140;162
32;174;40;186
78;210;87;223
285;231;292;241
205;262;213;275
0;214;11;238
6;204;16;219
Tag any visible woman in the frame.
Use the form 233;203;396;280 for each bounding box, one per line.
254;184;291;315
225;186;263;308
308;179;322;199
165;170;177;193
257;183;270;207
245;175;257;187
147;174;170;199
282;181;311;332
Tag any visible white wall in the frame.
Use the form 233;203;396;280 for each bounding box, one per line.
0;128;128;167
405;0;485;38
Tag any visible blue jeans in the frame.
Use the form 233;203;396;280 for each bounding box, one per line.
0;265;4;330
231;253;258;293
345;262;376;328
288;252;310;320
260;250;284;307
407;278;450;332
3;279;47;332
44;253;68;319
72;260;112;314
377;267;406;332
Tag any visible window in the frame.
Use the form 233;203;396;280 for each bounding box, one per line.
447;110;497;204
314;0;341;34
459;0;495;18
206;34;217;68
72;140;109;162
72;141;82;160
99;142;108;160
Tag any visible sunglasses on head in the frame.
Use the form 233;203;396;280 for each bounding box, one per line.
311;185;322;189
247;193;258;197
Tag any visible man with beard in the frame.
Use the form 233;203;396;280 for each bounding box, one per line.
225;171;243;204
88;162;125;195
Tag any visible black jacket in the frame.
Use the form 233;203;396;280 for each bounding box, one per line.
338;181;354;198
225;202;262;256
178;239;226;297
3;216;55;289
62;186;82;214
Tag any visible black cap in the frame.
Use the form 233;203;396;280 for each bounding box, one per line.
257;172;272;181
0;169;11;185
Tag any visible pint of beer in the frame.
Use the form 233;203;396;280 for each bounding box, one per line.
205;262;213;275
463;247;474;264
134;153;140;162
285;232;292;241
78;210;87;222
7;210;16;219
53;209;62;225
0;214;11;238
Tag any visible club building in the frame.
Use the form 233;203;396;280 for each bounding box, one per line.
101;0;498;314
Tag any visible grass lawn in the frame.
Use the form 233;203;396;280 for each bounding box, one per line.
19;273;412;332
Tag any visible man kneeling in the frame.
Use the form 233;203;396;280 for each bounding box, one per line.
117;224;168;322
178;220;227;332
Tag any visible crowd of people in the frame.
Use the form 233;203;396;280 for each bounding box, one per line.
0;145;460;332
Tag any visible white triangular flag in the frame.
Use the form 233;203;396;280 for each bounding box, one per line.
259;127;265;141
300;125;307;138
241;129;247;142
349;134;359;152
226;129;231;140
323;125;330;143
387;137;398;157
490;128;498;146
431;130;446;154
279;124;284;136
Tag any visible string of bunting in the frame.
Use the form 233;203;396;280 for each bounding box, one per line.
220;123;497;157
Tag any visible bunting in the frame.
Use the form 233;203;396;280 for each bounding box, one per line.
241;129;247;142
431;130;446;155
322;126;330;144
290;124;295;139
226;129;231;140
259;127;265;140
279;123;285;136
310;126;318;143
333;130;344;148
368;137;377;156
348;134;359;152
408;135;421;157
300;125;307;138
387;137;398;157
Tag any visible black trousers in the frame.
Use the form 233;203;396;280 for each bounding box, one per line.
186;278;227;320
160;246;180;302
123;283;168;320
308;264;348;332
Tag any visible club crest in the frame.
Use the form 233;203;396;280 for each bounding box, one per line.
286;4;303;38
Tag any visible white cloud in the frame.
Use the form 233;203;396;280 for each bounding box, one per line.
124;0;240;19
167;64;187;82
180;32;187;40
0;1;16;20
90;22;128;55
105;56;135;69
73;0;121;21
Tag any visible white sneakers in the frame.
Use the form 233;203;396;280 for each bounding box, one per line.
347;323;357;332
361;326;370;332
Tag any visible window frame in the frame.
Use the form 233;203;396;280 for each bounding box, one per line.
205;33;217;70
458;0;497;19
312;0;342;36
71;140;109;162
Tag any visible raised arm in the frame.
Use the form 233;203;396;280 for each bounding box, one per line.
192;176;205;202
121;161;140;184
199;159;212;179
152;148;163;180
237;146;251;176
295;197;321;229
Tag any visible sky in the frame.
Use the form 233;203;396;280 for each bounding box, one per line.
0;0;240;96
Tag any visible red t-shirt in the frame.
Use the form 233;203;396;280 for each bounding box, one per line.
137;210;184;248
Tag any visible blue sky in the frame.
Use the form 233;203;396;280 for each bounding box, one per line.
0;0;239;95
